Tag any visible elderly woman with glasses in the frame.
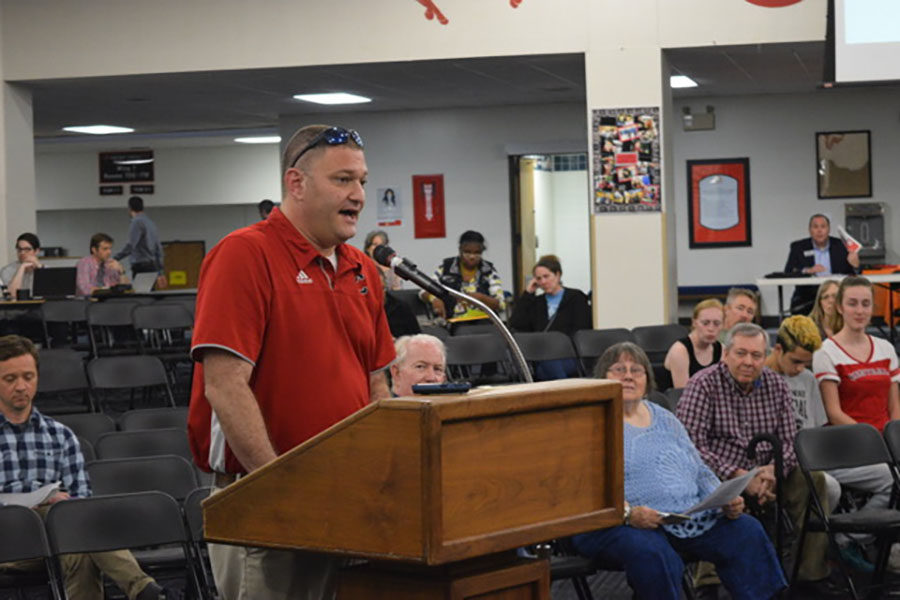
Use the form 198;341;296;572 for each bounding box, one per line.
572;342;786;600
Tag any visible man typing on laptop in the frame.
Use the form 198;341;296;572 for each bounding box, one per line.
75;233;129;297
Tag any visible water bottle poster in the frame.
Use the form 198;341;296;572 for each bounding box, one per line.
412;174;446;239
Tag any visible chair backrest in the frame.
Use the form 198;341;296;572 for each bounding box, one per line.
647;390;675;412
0;504;53;562
87;300;140;327
420;325;450;342
882;420;900;467
513;331;577;363
46;491;188;555
572;328;636;375
41;299;88;324
78;436;96;463
452;323;498;336
37;353;89;394
445;333;509;366
54;413;116;445
796;423;893;472
664;387;684;410
389;289;430;317
87;355;170;389
119;407;189;431
87;455;198;500
132;302;193;331
631;324;689;354
184;486;212;541
94;428;192;461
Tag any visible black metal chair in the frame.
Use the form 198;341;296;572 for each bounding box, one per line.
45;491;204;599
87;300;142;357
35;350;95;413
53;412;116;446
389;289;432;319
119;406;189;431
78;436;96;462
184;487;217;600
513;331;581;378
88;455;198;501
94;428;193;462
444;333;515;383
630;324;688;363
420;324;450;342
793;424;900;599
663;387;684;411
572;328;636;375
451;323;497;336
40;298;89;349
0;504;65;600
87;355;176;410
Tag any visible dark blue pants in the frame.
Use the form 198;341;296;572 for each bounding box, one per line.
572;515;786;600
534;358;578;381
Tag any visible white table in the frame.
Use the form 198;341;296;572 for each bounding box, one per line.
756;273;900;340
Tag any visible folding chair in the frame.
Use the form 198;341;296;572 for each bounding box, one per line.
184;487;217;600
389;289;433;319
513;331;581;378
0;505;65;600
35;350;95;413
793;424;900;599
87;455;199;501
78;436;96;463
573;328;636;375
631;324;688;391
444;333;515;384
420;325;450;342
119;406;189;431
87;355;177;410
45;491;204;599
40;298;89;349
94;428;193;462
87;300;142;357
54;412;116;446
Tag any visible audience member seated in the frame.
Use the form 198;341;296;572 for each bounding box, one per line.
363;229;402;291
784;214;859;314
390;334;446;396
717;287;758;343
75;233;129;297
808;279;839;340
423;230;505;325
0;232;43;300
661;298;723;390
571;341;786;600
509;254;590;380
0;335;172;600
813;275;900;433
769;315;896;573
257;199;275;220
677;323;837;596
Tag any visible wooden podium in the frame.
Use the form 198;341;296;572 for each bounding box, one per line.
203;379;623;599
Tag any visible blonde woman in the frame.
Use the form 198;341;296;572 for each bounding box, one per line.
662;299;724;389
807;279;839;340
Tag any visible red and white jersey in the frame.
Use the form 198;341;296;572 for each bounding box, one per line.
813;335;900;432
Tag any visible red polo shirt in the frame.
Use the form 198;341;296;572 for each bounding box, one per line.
187;208;395;474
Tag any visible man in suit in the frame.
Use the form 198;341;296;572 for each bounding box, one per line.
784;214;859;313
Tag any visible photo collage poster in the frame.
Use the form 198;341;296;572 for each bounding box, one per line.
591;107;661;214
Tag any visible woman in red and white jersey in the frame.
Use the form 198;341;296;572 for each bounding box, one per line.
812;275;900;431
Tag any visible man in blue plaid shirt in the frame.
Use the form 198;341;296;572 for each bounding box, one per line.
0;335;171;600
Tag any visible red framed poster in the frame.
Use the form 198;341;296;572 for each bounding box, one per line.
412;174;446;239
687;158;751;248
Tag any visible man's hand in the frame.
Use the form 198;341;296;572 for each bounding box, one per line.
723;495;745;519
806;264;826;274
431;297;446;318
848;250;861;269
155;275;168;289
629;506;663;529
108;259;125;274
739;465;776;504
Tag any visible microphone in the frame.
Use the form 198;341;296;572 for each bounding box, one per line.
372;245;448;300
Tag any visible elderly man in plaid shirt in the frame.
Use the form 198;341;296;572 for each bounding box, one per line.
0;335;172;600
676;323;837;597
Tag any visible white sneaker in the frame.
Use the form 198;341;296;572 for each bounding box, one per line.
888;543;900;572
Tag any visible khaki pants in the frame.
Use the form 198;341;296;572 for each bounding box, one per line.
208;486;340;600
696;468;830;586
1;550;154;600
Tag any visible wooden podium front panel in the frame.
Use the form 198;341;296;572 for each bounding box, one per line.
438;401;616;559
204;406;425;559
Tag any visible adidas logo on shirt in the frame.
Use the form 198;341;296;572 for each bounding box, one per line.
296;270;313;285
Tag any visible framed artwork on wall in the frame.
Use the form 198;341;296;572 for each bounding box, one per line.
816;130;872;199
687;158;751;248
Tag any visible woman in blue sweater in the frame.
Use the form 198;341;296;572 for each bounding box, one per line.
573;342;786;599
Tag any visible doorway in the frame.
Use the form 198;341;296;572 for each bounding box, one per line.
509;153;592;297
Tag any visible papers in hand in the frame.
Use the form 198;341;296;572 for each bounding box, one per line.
0;482;61;507
838;225;862;253
682;467;759;515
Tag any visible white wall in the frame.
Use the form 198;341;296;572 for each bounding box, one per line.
551;169;591;293
672;85;900;315
281;103;587;289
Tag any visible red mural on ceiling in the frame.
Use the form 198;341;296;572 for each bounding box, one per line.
416;0;523;25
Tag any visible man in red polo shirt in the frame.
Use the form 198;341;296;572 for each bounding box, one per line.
187;124;395;600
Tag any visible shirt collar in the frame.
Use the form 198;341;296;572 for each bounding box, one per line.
812;238;830;251
266;206;363;275
0;406;41;431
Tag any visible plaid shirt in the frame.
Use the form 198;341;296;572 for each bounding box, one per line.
676;362;798;480
0;407;91;499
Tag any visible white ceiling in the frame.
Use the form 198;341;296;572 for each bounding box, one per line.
24;42;832;144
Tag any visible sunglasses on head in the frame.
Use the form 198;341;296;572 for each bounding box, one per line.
288;127;364;169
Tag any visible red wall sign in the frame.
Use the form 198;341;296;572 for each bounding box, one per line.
412;174;446;239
